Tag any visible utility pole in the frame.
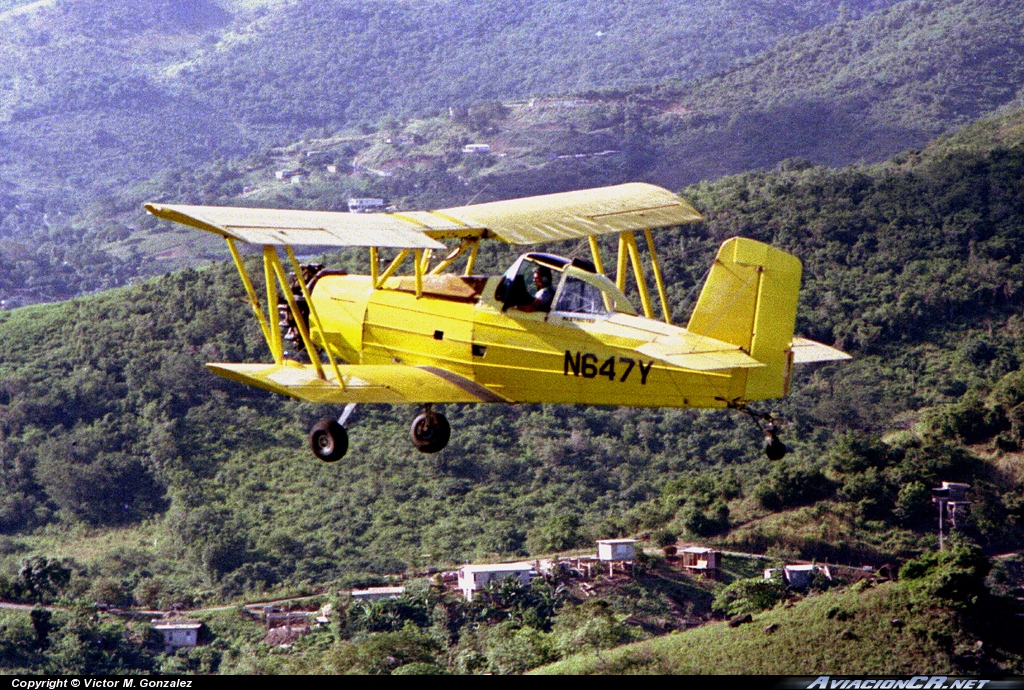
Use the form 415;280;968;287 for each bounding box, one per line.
931;482;970;550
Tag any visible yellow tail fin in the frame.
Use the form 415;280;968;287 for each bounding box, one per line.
686;238;802;400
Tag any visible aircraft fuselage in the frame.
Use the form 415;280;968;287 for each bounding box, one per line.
310;274;749;409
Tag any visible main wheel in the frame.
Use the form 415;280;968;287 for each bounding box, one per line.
309;419;348;462
410;412;451;453
764;433;787;461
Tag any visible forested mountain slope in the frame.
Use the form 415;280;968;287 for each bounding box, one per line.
0;0;886;199
639;0;1024;187
6;0;1024;309
2;105;1024;599
187;0;892;127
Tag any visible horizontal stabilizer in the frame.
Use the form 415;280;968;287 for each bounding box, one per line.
635;340;764;372
791;337;851;364
208;361;509;404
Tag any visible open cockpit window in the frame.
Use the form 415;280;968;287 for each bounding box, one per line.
496;253;637;316
496;255;563;311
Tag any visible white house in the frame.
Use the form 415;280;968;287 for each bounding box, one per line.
597;539;636;561
461;143;491;154
457;562;533;601
783;564;817;588
772;564;832;588
150;620;202;653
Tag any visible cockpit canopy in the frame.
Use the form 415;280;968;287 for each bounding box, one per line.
496;252;637;316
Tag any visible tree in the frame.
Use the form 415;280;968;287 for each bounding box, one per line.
18;557;70;604
550;599;634;658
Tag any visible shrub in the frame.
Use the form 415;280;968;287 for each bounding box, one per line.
899;541;990;606
651;528;678;548
680;501;730;537
755;463;836;511
712;577;786;617
918;395;1003;444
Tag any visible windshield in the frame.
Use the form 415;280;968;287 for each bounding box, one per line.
554;275;609;315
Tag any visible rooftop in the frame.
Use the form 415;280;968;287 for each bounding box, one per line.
460;562;533;573
150;620;202;630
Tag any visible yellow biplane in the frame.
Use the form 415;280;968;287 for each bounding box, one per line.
145;183;848;462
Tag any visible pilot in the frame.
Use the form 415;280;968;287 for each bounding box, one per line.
516;266;555;313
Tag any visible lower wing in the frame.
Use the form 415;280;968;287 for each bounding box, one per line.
208;361;509;404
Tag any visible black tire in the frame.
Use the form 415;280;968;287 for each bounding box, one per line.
765;434;787;461
410;412;451;453
309;419;348;462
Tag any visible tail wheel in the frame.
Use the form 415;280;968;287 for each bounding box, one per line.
764;432;787;461
410;412;450;453
310;419;348;462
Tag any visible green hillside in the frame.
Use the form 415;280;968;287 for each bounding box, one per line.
12;0;1024;308
0;0;905;307
188;0;894;128
640;0;1024;188
536;546;1024;674
0;0;867;306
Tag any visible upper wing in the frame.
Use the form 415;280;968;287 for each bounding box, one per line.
143;203;445;249
431;182;704;244
208;361;509;404
791;337;851;364
145;183;702;248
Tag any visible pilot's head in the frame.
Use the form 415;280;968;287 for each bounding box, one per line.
533;266;552;288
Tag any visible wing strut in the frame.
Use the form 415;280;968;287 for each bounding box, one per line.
623;231;655;320
428;237;481;276
226;238;275;357
265;246;324;380
591;231;674;325
376;249;411;288
284;246;345;388
465;239;480;275
371;246;428;298
644;229;672;325
263;246;283;362
222;237;347;387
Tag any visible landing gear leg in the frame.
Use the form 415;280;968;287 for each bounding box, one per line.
410;404;450;453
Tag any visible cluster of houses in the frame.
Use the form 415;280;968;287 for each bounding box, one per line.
454;538;641;601
348;538;645;605
150;535;879;653
272;150;341;185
